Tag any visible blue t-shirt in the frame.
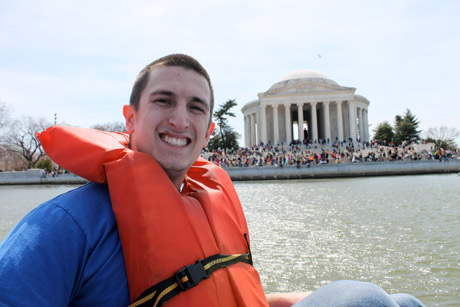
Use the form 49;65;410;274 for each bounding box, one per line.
0;183;130;306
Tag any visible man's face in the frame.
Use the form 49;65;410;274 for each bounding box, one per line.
124;66;214;186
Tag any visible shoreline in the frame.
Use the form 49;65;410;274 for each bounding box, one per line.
225;159;460;181
1;160;459;185
0;170;88;185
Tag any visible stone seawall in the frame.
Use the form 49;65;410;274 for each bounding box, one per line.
0;169;88;185
1;160;459;185
225;159;460;181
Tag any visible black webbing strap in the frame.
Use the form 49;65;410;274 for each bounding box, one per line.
129;253;252;307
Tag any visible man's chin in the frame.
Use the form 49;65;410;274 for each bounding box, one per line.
157;159;190;176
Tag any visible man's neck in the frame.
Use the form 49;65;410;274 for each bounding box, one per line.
167;172;186;192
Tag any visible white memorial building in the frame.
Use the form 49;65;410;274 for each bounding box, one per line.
241;70;370;147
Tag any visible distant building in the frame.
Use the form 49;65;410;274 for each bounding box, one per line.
241;70;370;147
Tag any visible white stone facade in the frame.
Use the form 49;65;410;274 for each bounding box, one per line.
241;70;370;147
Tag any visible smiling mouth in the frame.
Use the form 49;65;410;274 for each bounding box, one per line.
161;134;190;147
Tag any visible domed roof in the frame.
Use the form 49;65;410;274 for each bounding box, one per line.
269;69;338;90
278;69;336;83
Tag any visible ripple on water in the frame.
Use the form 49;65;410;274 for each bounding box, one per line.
236;174;460;307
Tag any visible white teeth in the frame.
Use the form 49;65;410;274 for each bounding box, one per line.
162;135;187;147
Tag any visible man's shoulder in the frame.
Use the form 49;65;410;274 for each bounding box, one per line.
51;181;111;206
0;182;129;306
43;182;112;221
43;182;116;241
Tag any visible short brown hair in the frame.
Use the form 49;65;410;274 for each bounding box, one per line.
129;54;214;125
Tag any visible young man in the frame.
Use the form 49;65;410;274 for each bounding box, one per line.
0;54;425;307
124;55;215;190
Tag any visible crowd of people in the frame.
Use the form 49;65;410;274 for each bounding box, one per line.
202;140;459;168
40;168;69;178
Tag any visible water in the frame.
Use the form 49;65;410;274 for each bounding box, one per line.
1;174;459;306
0;185;77;240
237;174;460;307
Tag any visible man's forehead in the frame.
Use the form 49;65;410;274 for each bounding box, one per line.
147;66;210;99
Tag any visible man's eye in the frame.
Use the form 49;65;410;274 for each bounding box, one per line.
190;105;205;113
154;98;170;104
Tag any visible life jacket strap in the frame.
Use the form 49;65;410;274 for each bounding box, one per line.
129;253;253;307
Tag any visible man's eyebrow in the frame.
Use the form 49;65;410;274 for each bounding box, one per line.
148;90;174;98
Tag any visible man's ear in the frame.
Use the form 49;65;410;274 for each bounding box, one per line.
123;105;135;133
202;122;215;148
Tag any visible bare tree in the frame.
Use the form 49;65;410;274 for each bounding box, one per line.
4;116;53;169
91;121;126;132
0;102;10;130
0;145;27;171
424;126;459;150
0;102;13;170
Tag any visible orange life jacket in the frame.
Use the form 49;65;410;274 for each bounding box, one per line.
37;126;268;307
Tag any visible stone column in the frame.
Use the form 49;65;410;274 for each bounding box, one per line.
323;101;331;143
245;115;252;147
244;116;248;147
297;103;304;143
256;112;260;145
273;104;279;145
261;105;268;145
364;109;369;142
348;101;356;142
358;107;364;142
336;100;344;142
311;102;318;143
250;113;256;146
284;103;292;144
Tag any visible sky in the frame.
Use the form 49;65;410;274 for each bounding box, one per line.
1;0;460;145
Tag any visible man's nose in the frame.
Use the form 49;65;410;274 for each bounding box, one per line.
168;103;189;130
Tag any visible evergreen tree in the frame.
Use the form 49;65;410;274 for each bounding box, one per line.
373;121;394;144
208;99;240;151
206;129;222;151
36;157;54;172
393;109;420;145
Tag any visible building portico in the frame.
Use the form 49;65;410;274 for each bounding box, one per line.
241;70;370;147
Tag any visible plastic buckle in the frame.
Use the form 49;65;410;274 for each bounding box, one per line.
175;259;210;291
